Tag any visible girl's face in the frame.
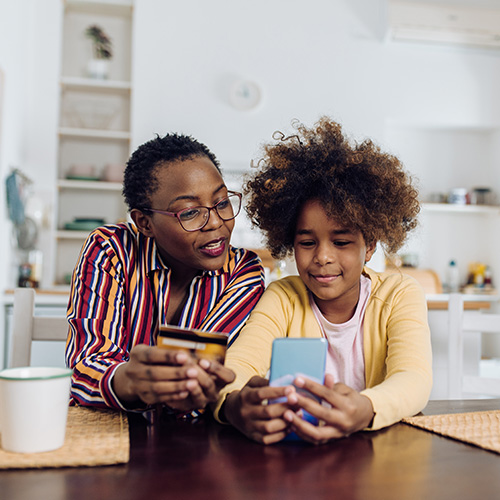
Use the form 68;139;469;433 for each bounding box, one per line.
293;199;376;322
132;156;235;278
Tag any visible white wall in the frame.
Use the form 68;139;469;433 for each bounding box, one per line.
2;0;500;288
0;0;30;292
0;0;61;291
131;0;500;283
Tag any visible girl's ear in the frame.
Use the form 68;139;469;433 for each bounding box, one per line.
131;209;154;237
364;241;377;264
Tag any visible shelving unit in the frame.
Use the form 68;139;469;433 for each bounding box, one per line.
384;121;500;297
422;203;500;215
54;0;134;286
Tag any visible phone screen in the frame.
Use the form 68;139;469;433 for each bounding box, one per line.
269;338;327;385
269;338;327;436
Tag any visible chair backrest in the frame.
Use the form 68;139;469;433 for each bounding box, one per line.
447;293;500;399
10;288;69;368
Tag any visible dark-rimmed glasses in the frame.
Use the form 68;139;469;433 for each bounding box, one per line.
143;191;242;232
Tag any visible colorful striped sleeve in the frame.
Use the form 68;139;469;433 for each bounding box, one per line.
66;226;148;410
186;248;266;345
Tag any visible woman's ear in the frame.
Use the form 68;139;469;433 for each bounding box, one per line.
130;209;154;237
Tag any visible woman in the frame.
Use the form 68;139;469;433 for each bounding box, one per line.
66;133;265;413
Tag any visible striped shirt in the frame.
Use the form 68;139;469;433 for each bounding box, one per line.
66;222;265;410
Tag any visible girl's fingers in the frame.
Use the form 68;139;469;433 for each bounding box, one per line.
284;410;344;443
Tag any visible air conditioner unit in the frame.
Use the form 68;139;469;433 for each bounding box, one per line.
388;1;500;49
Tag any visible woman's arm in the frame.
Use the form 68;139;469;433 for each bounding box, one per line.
195;248;266;343
66;229;240;411
66;229;135;409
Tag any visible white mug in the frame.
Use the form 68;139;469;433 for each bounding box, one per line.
0;366;72;453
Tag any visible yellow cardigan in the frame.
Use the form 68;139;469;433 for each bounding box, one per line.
214;268;432;431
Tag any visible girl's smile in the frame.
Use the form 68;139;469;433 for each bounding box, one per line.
293;199;376;323
310;273;340;284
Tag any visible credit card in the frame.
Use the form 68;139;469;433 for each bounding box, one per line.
157;325;228;363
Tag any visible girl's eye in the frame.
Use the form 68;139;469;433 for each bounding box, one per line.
334;241;350;247
297;240;315;247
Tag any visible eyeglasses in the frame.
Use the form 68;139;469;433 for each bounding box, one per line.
143;191;242;232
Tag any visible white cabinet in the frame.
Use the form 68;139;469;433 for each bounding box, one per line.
54;0;134;286
384;122;500;295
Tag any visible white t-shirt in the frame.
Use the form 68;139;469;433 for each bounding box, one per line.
310;275;371;392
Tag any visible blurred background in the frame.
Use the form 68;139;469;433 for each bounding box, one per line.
1;0;500;391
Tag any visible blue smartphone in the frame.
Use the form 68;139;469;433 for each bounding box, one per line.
269;338;328;438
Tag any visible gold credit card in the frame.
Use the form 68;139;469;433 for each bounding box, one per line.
157;325;228;363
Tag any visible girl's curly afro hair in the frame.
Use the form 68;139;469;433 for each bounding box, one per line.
244;117;420;260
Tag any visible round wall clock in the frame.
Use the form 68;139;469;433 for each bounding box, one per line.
229;80;262;110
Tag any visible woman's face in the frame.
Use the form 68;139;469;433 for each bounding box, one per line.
133;156;235;277
293;199;375;322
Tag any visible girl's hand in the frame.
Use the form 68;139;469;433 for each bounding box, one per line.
222;376;296;445
283;374;374;445
112;345;235;412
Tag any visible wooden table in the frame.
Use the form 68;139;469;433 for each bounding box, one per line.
1;399;500;500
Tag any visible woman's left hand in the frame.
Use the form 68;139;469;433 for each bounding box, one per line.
283;374;374;445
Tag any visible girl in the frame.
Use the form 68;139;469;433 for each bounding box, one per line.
66;133;265;413
214;118;432;444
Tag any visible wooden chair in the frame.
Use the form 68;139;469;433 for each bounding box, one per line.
10;288;69;368
447;293;500;399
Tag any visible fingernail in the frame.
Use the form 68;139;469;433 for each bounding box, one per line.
284;385;296;395
294;377;305;387
186;368;198;378
176;352;188;363
287;394;298;405
199;359;210;370
186;380;198;390
284;410;294;422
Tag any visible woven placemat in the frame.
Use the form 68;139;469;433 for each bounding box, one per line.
0;406;129;469
403;410;500;455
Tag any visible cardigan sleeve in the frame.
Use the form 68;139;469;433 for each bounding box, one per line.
361;273;433;430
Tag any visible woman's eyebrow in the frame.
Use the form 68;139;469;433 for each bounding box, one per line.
170;184;227;204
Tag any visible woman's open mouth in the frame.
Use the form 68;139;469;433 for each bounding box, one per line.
199;238;226;257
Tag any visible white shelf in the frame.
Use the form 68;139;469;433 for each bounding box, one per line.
58;127;131;140
65;0;133;16
57;179;123;191
61;76;131;92
56;230;93;240
427;293;500;302
422;203;500;214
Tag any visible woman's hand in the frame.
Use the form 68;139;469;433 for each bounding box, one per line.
112;345;235;412
283;374;374;445
222;376;296;445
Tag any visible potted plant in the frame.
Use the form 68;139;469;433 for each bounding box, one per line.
85;25;112;79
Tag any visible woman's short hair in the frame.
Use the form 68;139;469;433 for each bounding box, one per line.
123;133;220;211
